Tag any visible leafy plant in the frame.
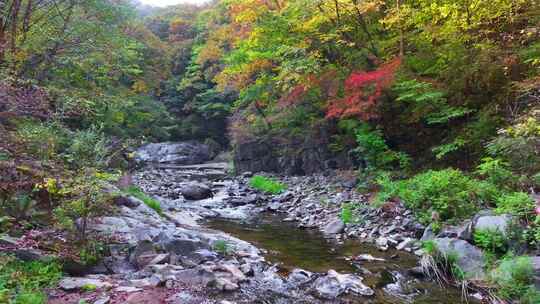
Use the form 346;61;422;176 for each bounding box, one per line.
249;176;286;194
124;186;162;215
64;127;110;169
213;240;233;255
491;256;538;302
0;255;62;304
340;203;354;224
376;169;494;224
473;229;507;254
495;192;535;218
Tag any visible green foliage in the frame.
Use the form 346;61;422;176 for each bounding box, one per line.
17;121;68;162
473;229;507;254
354;124;410;172
124;186;162;215
64;127;110;169
213;240;232;255
495;192;535;218
376;169;494;224
475;157;517;189
340;203;354;224
0;255;62;304
422;240;437;255
249;176;286;194
491;256;538;302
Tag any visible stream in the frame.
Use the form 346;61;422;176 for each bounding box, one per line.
206;214;471;304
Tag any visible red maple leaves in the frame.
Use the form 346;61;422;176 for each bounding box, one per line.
326;58;401;120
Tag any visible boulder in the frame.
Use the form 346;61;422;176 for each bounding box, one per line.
532;256;540;289
313;270;374;299
179;182;212;200
375;237;389;251
473;213;513;237
433;238;486;280
323;219;345;235
135;142;210;165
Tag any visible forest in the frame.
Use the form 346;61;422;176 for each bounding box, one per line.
0;0;539;303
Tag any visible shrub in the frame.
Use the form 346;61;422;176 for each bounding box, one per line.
17;120;67;162
353;123;410;173
376;169;493;224
475;157;517;189
0;255;62;304
249;176;286;194
64;127;109;169
473;229;507;254
495;192;535;218
125;186;162;215
491;256;536;301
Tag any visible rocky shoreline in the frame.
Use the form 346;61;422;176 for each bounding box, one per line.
6;142;532;304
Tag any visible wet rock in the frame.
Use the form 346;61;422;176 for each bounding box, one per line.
0;234;19;247
376;237;389;251
59;277;112;290
396;238;416;251
166;291;205;304
437;221;472;241
433;238;485;280
313;270;374;299
288;269;313;285
179;182;212;200
355;254;385;262
130;240;156;268
135;141;210;165
420;226;435;241
323;218;345;235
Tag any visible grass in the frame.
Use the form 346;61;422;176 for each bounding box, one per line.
124;186;162;215
249;175;286;194
491;255;539;302
0;254;63;304
213;240;233;255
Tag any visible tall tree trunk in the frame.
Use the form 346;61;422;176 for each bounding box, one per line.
9;0;21;54
397;0;404;57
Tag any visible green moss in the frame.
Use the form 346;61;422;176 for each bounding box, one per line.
125;186;162;215
249;176;286;194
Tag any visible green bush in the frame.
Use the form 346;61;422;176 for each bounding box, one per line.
475;157;517;189
354;123;410;172
249;176;286;194
495;192;535;218
473;229;507;254
491;256;537;302
64;127;109;169
376;169;495;224
0;255;62;304
17;120;68;162
125;186;162;215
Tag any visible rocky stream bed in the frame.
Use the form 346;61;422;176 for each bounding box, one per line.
13;141;529;304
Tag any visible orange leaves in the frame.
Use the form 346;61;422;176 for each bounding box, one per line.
326;58;401;120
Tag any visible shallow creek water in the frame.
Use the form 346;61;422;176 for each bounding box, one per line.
207;213;474;304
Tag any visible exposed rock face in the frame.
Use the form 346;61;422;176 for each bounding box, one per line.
233;129;354;175
135;141;211;165
433;238;486;280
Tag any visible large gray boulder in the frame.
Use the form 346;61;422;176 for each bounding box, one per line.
473;212;513;237
135;142;210;165
433;238;486;280
179;182;212;200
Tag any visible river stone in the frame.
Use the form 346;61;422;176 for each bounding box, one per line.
323;218;345;234
59;277;112;290
433;238;486;280
135;141;210;165
473;213;512;236
115;196;142;208
179;182;212;200
288;268;313;284
313;270;374;299
376;237;389;251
